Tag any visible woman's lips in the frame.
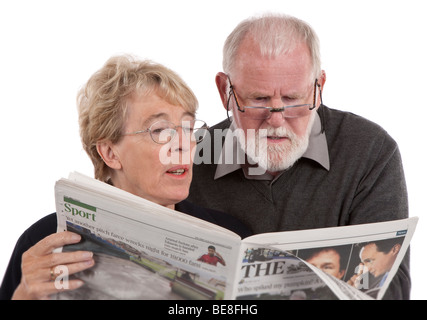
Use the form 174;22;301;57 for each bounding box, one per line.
165;165;189;177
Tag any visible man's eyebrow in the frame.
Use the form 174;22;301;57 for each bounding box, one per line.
284;92;304;99
320;262;334;268
246;91;267;97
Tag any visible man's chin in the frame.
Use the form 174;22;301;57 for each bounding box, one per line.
265;149;303;172
266;161;296;173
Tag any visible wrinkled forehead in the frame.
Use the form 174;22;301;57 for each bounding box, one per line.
230;44;314;95
231;38;314;83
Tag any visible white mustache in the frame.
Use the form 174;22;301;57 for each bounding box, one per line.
256;126;296;140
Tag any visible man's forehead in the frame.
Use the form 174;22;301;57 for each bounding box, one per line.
235;38;312;67
232;46;313;89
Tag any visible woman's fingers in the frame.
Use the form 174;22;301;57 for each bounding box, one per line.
49;255;95;281
13;231;95;299
20;251;93;283
21;232;94;277
14;277;86;300
27;231;82;256
44;250;94;272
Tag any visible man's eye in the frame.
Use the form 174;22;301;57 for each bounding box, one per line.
249;97;269;106
283;96;301;103
255;97;268;101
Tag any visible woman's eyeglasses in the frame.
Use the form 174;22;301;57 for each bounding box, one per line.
123;119;209;144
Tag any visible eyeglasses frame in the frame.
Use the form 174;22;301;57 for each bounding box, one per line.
123;119;208;144
226;77;325;132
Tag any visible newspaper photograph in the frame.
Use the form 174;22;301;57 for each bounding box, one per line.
236;217;417;300
235;248;338;300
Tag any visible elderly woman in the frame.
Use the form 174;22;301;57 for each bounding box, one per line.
0;55;251;300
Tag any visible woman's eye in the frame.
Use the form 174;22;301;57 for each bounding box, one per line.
151;128;168;134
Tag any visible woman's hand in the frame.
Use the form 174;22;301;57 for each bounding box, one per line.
12;231;94;300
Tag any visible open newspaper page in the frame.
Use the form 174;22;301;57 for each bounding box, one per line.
53;173;417;300
54;173;242;300
232;217;417;300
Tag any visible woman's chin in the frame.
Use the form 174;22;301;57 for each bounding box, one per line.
163;188;190;207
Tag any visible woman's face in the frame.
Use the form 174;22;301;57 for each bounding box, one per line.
108;92;196;209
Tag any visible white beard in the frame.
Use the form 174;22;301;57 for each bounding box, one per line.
237;112;316;174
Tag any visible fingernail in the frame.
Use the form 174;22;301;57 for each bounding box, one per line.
81;251;93;259
71;233;81;242
86;259;95;266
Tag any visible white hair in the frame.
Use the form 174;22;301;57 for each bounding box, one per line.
223;13;322;81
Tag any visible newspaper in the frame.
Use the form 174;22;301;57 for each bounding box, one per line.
53;172;417;300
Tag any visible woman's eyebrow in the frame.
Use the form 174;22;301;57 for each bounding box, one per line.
141;113;169;127
181;111;195;119
142;111;195;127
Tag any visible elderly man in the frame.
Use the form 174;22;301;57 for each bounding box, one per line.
188;13;409;299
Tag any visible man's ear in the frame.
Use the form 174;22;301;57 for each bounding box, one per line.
215;72;230;111
315;70;326;110
319;70;326;90
96;140;122;170
391;244;402;256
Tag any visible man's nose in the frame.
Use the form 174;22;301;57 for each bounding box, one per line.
265;109;286;127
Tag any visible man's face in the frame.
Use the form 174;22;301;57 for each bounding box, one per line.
360;243;399;278
208;248;216;256
306;249;345;280
225;38;321;173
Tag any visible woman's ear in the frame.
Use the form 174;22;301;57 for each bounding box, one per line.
96;140;122;170
215;72;230;111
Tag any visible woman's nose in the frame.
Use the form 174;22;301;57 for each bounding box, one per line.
170;127;191;152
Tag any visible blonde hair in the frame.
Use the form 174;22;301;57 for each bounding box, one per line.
77;54;198;181
223;13;322;80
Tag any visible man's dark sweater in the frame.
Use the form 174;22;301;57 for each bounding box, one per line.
188;106;410;299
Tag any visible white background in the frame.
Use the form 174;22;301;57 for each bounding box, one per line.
1;0;425;299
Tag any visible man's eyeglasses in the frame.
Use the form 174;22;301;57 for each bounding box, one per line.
227;78;321;120
123;119;208;144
